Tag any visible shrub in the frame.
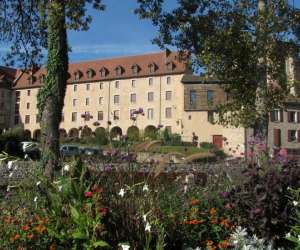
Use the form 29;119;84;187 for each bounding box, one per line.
95;128;108;145
231;161;300;247
200;142;216;150
127;126;139;142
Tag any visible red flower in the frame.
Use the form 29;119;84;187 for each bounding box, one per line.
84;191;93;198
99;207;109;216
91;185;103;194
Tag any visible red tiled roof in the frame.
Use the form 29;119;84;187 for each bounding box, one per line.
0;66;18;88
13;51;188;89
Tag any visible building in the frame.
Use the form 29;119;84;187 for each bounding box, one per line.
1;51;299;157
0;66;17;133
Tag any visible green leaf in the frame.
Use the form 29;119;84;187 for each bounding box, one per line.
70;205;80;221
72;230;88;240
93;241;110;248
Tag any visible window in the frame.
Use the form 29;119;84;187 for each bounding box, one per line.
36;114;40;123
114;95;120;104
39;75;45;84
148;92;154;102
28;76;35;85
71;112;77;122
115;66;123;76
190;90;197;105
115;81;119;89
149;78;153;86
113;110;120;120
147;108;154;120
165;91;172;101
26;103;30;109
100;82;104;89
86;84;90;90
270;109;283;122
207;90;214;105
167;77;171;84
87;69;94;79
166;62;174;71
132;80;136;88
165;107;172;118
273;129;281;147
149;63;157;73
288;111;299;123
85;98;90;106
166;126;172;133
130;93;136;103
288;130;298;142
98;111;103;121
84;111;90;121
208;111;214;124
99;97;103;105
75;71;82;81
132;65;140;74
25;115;30;124
100;67;108;77
27;90;31;96
74;84;77;92
73;99;77;107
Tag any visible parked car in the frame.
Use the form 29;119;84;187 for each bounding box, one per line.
60;145;80;157
81;147;101;156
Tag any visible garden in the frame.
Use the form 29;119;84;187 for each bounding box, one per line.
0;134;300;250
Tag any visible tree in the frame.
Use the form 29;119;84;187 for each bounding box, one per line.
0;0;105;180
136;0;300;143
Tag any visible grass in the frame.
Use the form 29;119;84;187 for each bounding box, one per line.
148;145;209;156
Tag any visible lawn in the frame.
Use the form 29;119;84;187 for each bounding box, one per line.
148;145;209;156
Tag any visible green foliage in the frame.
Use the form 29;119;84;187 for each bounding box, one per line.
135;0;300;130
200;142;216;150
0;127;26;156
144;126;158;140
95;127;109;145
127;126;140;142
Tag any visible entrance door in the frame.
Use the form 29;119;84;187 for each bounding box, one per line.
213;135;223;149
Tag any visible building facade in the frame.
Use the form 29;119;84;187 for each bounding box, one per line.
1;51;299;157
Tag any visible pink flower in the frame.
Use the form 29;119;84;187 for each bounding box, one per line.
278;148;288;158
84;191;93;198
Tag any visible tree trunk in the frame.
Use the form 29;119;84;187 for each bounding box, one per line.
38;1;68;180
254;0;269;145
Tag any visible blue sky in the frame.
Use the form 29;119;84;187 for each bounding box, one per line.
1;0;299;65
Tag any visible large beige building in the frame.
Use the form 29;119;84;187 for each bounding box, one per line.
3;51;299;157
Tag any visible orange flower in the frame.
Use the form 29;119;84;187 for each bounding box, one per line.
218;240;230;249
26;233;34;240
49;242;56;250
211;218;218;224
34;224;46;234
207;240;214;246
220;218;231;228
210;207;217;216
190;199;200;206
10;233;21;242
21;225;30;231
189;219;204;225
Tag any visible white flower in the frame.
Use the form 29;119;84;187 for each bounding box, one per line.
119;188;125;197
298;234;300;241
63;165;70;171
143;214;147;223
183;184;188;193
24;154;29;159
285;232;291;238
142;184;149;192
7;161;13;170
58;185;63;192
120;244;130;250
34;196;38;203
8;172;13;178
6;185;10;192
14;166;18;170
36;181;41;186
293;201;299;206
145;222;151;232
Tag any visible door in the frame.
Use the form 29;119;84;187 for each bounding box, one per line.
213;135;223;149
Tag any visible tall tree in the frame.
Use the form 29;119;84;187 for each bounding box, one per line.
0;0;105;180
136;0;300;143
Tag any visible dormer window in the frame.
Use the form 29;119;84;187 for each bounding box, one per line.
166;62;175;71
148;63;158;73
86;68;95;79
28;76;36;85
100;67;109;77
74;70;82;81
39;74;45;84
115;65;124;76
132;64;140;75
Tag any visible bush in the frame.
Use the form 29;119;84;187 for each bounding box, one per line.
200;142;216;150
231;161;300;248
95;128;108;145
127;126;139;142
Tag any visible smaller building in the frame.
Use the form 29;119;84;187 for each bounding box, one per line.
0;66;17;133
